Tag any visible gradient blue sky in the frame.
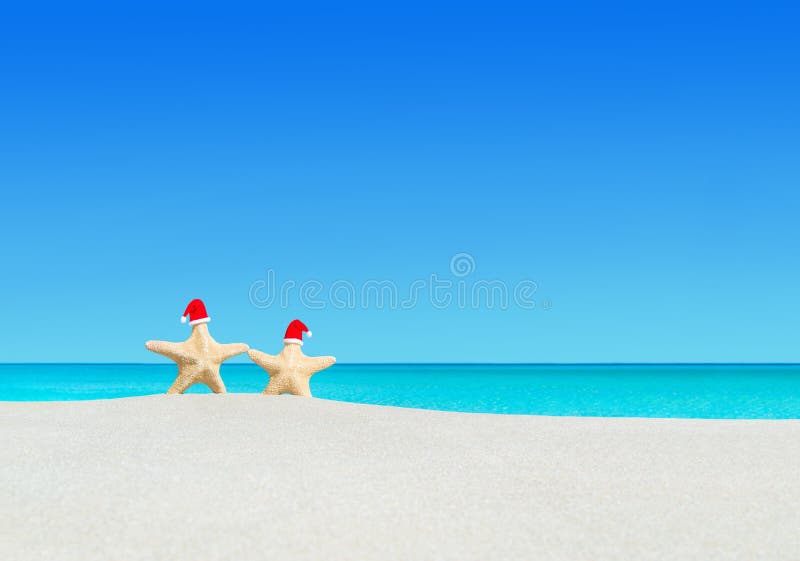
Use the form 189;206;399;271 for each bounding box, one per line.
1;1;798;362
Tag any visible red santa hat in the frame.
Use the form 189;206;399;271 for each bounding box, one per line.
180;299;211;326
284;319;312;345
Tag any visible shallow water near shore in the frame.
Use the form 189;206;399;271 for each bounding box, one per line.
2;363;799;418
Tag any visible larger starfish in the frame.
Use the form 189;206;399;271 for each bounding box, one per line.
146;323;249;394
145;299;248;394
248;319;336;397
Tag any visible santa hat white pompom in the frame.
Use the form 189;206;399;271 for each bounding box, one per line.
180;316;187;324
306;331;312;338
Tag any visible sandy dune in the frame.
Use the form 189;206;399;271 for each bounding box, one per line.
2;395;799;560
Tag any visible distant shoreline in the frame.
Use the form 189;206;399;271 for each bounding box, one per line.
3;362;800;366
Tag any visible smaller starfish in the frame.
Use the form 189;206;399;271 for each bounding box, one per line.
248;319;336;397
145;299;249;394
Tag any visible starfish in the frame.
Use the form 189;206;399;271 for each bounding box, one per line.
247;320;336;397
145;323;249;394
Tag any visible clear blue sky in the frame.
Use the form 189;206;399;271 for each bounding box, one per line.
1;1;798;363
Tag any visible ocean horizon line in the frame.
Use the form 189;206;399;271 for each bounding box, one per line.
2;362;799;367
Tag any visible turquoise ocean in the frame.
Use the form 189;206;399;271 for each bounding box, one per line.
1;364;799;419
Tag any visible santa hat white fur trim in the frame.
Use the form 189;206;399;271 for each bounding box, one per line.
283;338;304;346
189;317;211;326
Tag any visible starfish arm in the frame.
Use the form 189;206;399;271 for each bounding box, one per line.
248;349;281;372
203;373;227;394
307;355;336;374
291;379;312;397
146;340;190;363
262;378;284;395
167;369;195;394
218;342;249;362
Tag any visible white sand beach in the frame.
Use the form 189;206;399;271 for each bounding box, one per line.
2;395;799;560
